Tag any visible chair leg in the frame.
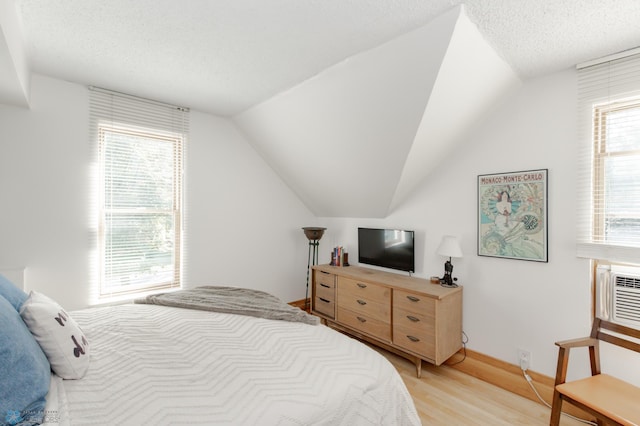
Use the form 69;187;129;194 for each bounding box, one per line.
549;390;563;426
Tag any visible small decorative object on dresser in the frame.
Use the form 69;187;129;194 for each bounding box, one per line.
330;246;349;266
311;264;463;377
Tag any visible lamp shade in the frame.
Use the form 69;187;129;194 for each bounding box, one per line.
436;235;463;258
302;227;326;241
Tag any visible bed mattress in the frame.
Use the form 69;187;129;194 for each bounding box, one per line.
44;304;420;425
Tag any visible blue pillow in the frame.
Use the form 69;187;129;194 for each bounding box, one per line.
0;295;50;425
0;274;28;311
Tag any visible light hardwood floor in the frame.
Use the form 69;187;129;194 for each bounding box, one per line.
371;346;587;426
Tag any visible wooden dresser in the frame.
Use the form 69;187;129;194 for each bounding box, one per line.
311;264;462;377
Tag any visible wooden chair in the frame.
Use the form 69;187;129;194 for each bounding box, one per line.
550;318;640;426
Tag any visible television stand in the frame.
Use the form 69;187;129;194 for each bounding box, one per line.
311;264;463;377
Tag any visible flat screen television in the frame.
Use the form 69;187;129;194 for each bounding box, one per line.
358;227;415;273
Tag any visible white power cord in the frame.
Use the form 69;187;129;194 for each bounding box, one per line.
521;368;596;425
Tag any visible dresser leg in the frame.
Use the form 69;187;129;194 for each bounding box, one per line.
415;358;422;378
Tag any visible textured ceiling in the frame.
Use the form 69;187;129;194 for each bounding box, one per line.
13;0;640;116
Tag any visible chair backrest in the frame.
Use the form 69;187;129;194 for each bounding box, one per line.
592;318;640;353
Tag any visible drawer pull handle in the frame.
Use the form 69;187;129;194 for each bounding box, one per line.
320;271;330;275
357;316;367;323
406;295;420;302
407;335;420;342
357;299;367;305
319;297;330;303
320;283;330;288
357;283;367;288
407;315;420;322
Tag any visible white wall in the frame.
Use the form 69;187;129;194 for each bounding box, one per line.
319;68;640;384
184;109;319;300
0;75;90;309
0;74;316;310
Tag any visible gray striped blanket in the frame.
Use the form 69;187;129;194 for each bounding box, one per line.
134;285;319;325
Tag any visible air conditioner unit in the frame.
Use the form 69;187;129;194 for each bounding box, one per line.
596;264;640;329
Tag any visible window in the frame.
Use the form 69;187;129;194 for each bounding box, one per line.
90;88;188;297
593;100;640;245
577;49;640;263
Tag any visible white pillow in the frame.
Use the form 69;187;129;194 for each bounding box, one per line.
19;291;90;379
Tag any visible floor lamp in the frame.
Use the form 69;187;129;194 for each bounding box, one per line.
303;227;326;312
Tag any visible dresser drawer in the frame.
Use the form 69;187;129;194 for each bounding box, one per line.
393;321;435;358
339;295;389;322
394;290;435;318
393;306;435;333
339;277;389;301
314;295;335;318
337;307;391;341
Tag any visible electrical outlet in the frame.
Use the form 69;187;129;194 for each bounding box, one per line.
518;348;531;371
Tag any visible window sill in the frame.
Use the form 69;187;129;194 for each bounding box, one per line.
92;286;181;308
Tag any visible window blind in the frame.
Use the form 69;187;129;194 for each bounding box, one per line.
89;87;189;297
576;49;640;263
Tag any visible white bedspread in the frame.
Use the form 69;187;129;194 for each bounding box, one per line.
46;304;420;425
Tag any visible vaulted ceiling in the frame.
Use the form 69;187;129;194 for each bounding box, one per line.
3;0;640;217
234;7;519;216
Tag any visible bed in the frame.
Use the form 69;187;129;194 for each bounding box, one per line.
1;281;420;426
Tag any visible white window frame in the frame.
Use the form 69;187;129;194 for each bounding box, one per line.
98;124;183;297
592;99;640;246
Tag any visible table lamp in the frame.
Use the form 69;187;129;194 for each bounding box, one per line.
436;235;462;288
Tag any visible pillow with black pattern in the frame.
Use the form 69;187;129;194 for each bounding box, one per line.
20;291;90;379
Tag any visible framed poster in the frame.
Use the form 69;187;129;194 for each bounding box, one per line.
478;169;548;262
